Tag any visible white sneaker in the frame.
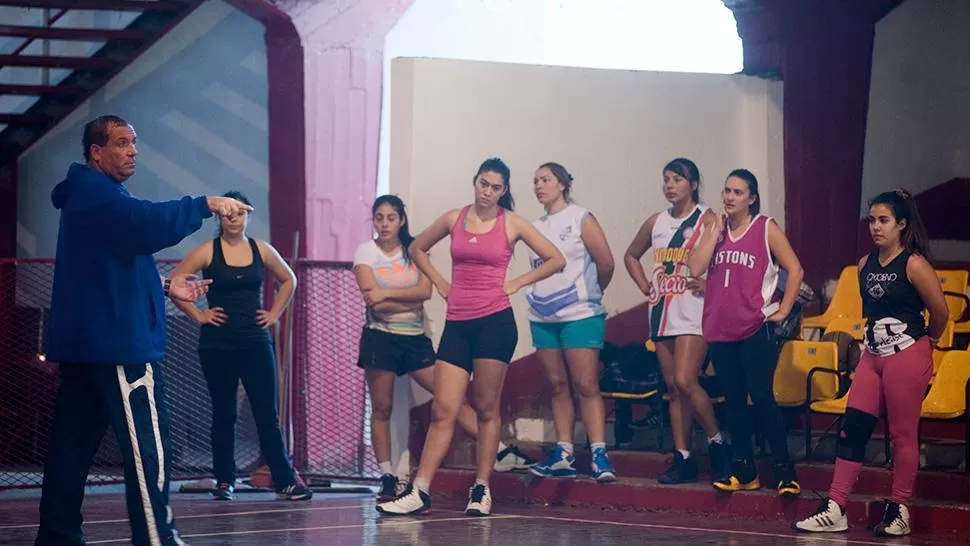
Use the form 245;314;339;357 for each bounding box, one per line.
873;502;910;537
375;483;431;516
792;498;848;533
464;483;492;517
494;445;537;472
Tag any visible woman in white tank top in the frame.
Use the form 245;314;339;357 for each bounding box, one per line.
526;162;618;483
623;158;728;485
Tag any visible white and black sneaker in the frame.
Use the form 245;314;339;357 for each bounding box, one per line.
376;482;431;516
494;445;536;472
873;501;911;537
792;497;848;533
377;473;405;501
276;482;313;501
464;483;492;517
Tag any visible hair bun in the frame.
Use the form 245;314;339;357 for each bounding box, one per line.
894;188;911;200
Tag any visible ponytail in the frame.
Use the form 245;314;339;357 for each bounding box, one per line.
372;194;414;262
868;188;931;260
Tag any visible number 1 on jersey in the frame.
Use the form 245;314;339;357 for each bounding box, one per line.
723;269;731;288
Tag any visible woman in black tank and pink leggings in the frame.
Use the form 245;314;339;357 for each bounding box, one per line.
794;189;948;537
377;157;565;517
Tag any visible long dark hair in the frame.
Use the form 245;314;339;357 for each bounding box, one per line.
868;188;931;259
474;157;514;211
538;161;574;202
663;157;701;203
726;168;761;215
216;190;252;237
372;194;413;261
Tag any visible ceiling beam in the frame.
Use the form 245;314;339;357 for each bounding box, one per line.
0;24;149;41
0;84;84;96
0;54;116;69
0;114;49;124
0;0;185;10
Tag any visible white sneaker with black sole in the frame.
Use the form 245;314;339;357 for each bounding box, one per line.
792;498;848;533
464;483;492;517
375;482;431;516
873;501;910;537
493;445;537;472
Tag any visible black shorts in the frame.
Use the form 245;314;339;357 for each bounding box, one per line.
356;328;436;376
436;307;518;373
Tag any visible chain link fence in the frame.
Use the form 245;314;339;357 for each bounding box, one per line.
0;259;263;489
290;261;378;481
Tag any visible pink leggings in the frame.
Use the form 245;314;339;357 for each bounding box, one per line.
829;337;932;506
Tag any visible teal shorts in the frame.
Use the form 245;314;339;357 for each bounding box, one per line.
530;315;606;350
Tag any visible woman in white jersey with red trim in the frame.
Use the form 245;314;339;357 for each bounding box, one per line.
376;157;565;517
687;168;803;497
525;162;618;482
625;158;729;485
353;195;536;502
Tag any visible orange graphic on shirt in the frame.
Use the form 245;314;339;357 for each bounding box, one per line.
373;261;418;288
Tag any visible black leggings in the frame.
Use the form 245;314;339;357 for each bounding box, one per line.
199;344;296;488
708;324;790;463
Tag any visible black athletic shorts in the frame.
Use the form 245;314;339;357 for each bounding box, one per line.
357;328;436;376
436;307;518;373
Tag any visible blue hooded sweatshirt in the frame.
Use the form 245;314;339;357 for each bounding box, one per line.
45;163;213;366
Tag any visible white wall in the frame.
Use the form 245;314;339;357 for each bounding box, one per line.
15;0;270;260
377;0;744;199
390;58;785;363
862;0;970;205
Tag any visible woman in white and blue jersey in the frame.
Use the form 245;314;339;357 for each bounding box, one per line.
526;162;617;482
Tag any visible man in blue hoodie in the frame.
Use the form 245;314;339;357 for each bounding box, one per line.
35;115;253;546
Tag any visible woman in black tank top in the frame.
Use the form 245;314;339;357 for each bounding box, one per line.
171;190;311;501
794;189;948;537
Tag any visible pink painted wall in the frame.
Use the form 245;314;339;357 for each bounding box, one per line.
284;0;414;262
269;0;414;476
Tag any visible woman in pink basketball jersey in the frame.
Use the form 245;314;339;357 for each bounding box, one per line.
376;157;565;517
794;189;947;537
687;168;804;497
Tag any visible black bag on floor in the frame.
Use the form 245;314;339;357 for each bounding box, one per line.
599;341;660;395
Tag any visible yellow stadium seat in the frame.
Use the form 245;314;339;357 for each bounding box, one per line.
936;269;969;323
932;321;958;378
823;317;866;341
936;269;970;338
770;341;841;460
803;266;863;334
918;350;970;471
774;341;842;408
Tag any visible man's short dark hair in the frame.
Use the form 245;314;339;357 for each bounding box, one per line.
82;115;130;161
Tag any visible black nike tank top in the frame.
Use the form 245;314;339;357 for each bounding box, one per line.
199;237;271;350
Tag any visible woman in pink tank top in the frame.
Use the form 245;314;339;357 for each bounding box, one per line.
376;157;565;517
687;169;805;498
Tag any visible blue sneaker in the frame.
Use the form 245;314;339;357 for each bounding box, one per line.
591;447;617;483
529;445;577;478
